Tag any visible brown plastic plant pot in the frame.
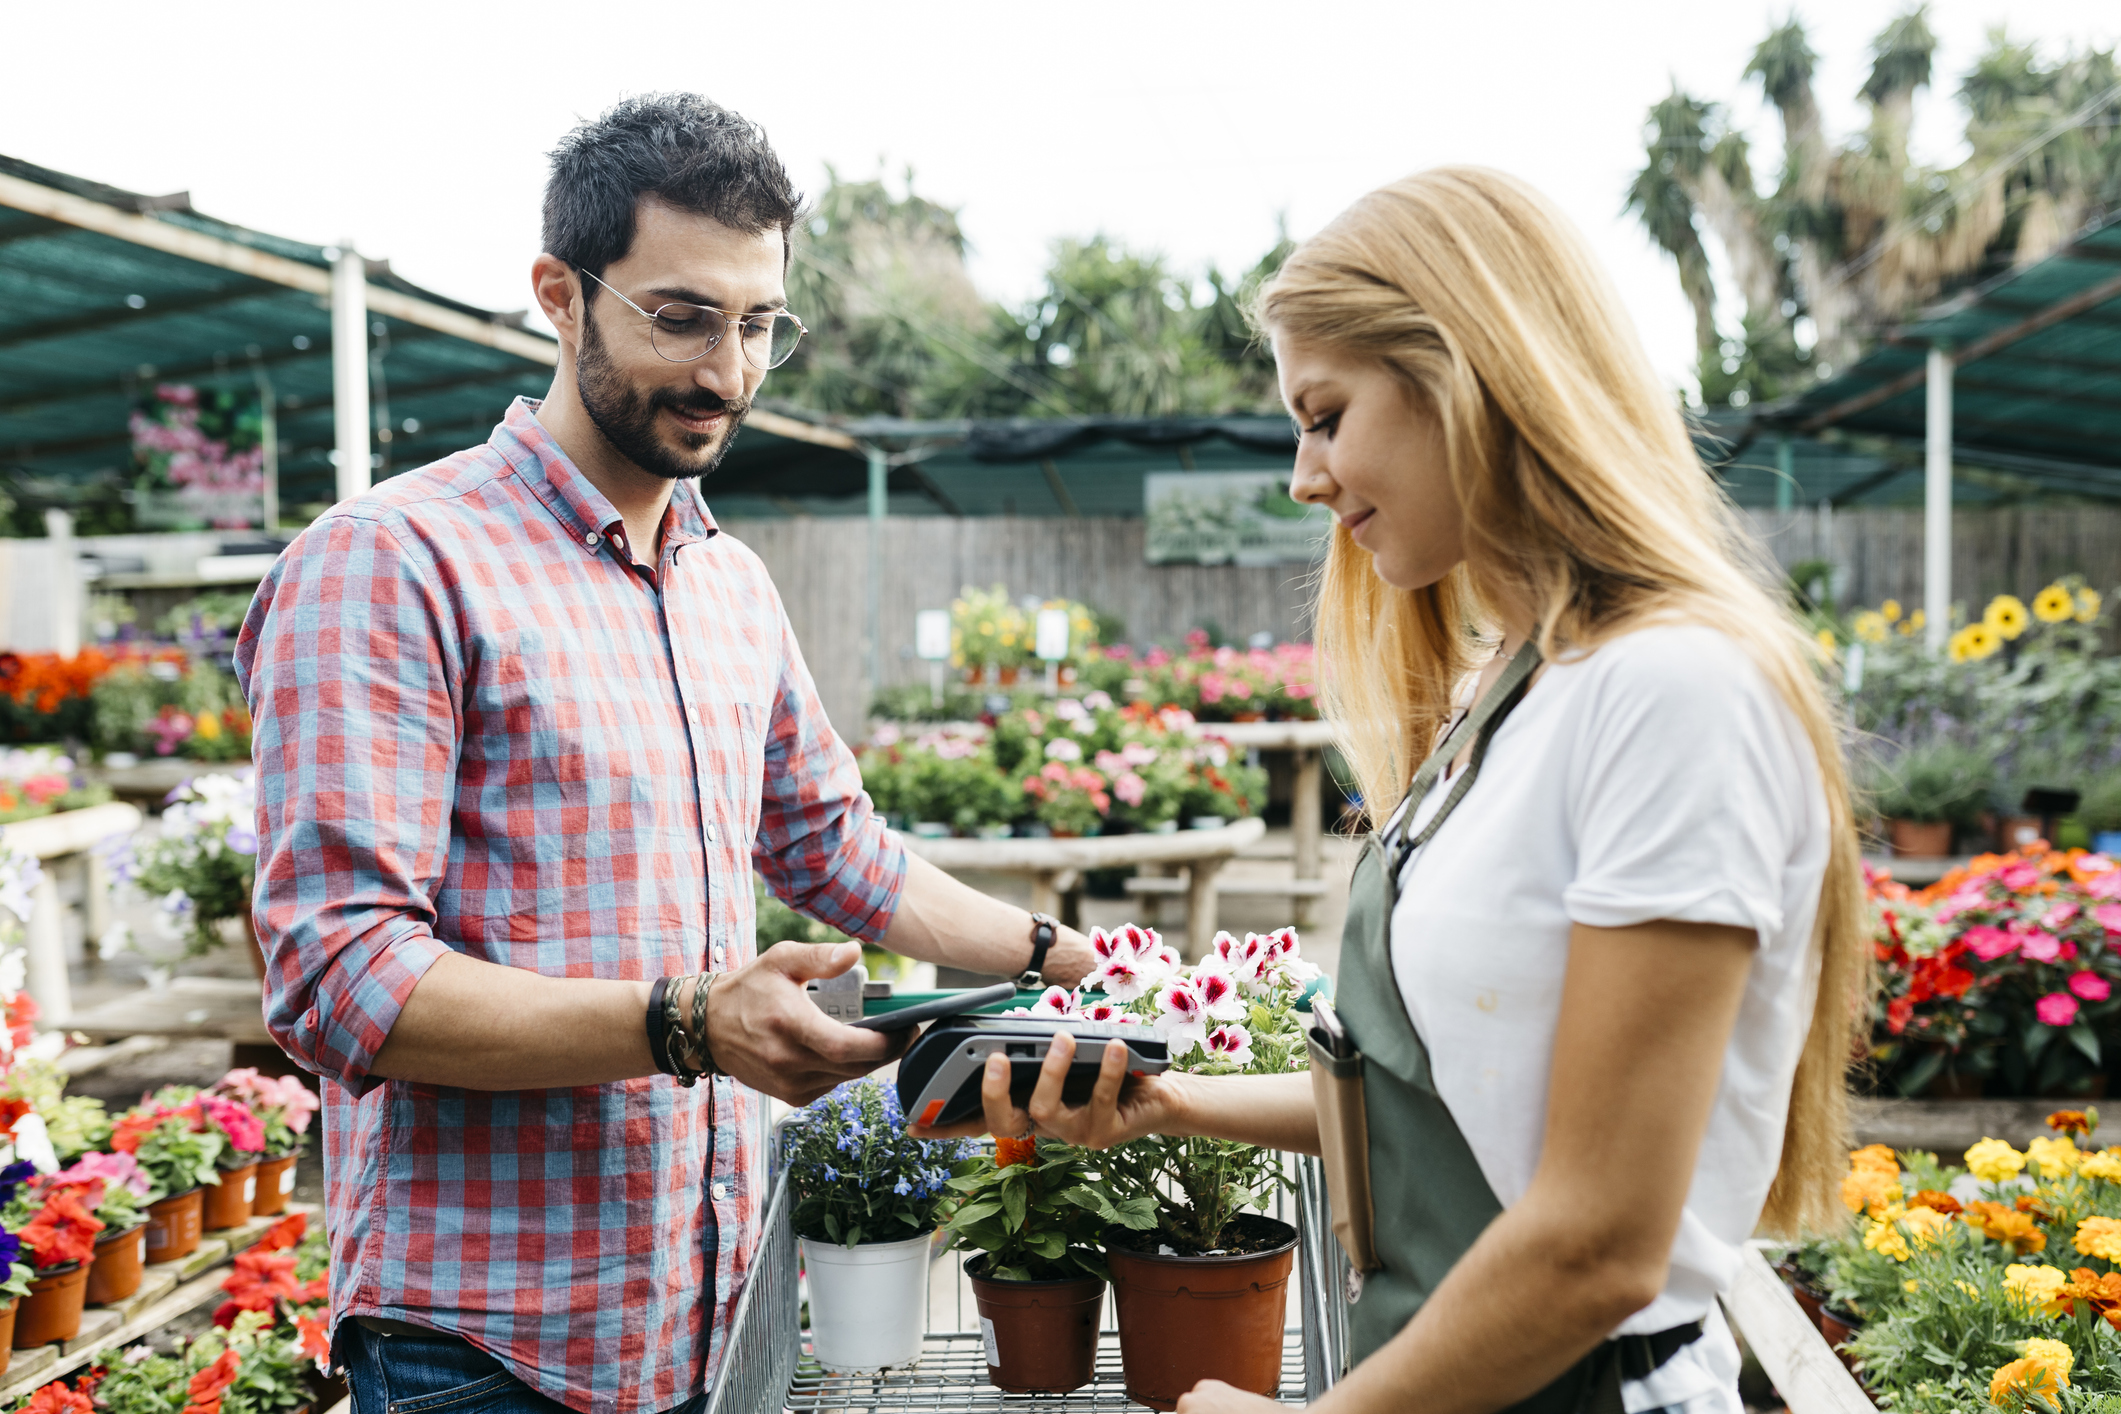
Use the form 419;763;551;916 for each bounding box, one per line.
1106;1216;1298;1412
85;1223;148;1306
0;1299;15;1373
16;1261;89;1347
1819;1305;1864;1377
144;1187;203;1263
1773;1261;1827;1334
252;1155;297;1217
203;1163;259;1231
1888;818;1953;858
966;1259;1105;1395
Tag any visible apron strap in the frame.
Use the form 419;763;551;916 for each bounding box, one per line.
1387;639;1543;876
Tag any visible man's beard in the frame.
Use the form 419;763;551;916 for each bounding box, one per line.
575;302;748;481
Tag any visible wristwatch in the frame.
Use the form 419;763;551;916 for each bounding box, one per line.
1015;912;1059;990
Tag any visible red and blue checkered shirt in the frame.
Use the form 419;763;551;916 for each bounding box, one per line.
234;398;906;1414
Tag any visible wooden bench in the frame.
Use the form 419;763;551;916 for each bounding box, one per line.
1121;873;1328;927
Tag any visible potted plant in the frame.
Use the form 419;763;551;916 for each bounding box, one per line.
1;1060;111;1165
941;1136;1156;1393
1033;924;1318;1410
1020;761;1110;837
1863;741;1995;858
57;1154;153;1305
108;773;260;971
785;1079;969;1373
0;1168;36;1367
7;1172;105;1346
113;1100;225;1262
210;1071;316;1217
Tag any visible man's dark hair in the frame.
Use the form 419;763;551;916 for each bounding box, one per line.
543;93;802;277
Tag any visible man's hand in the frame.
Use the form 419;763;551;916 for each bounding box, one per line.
709;941;910;1104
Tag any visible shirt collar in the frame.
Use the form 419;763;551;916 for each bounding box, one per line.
492;397;719;554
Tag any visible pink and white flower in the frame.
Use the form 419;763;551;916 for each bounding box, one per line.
1087;924;1175;1003
1028;986;1082;1019
1203;1024;1255;1067
1080;998;1142;1025
1153;978;1209;1057
1189;959;1248;1021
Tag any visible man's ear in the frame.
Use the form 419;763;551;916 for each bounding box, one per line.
531;255;582;347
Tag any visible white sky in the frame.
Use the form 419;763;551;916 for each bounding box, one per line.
5;0;2117;397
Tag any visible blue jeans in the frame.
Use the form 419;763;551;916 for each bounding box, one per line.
340;1320;704;1414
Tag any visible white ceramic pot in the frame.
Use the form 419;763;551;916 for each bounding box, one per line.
802;1231;933;1372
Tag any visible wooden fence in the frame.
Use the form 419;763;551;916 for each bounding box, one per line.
722;505;2121;734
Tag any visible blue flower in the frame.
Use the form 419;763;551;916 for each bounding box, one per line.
894;1177;912;1196
0;1160;36;1211
823;1165;838;1181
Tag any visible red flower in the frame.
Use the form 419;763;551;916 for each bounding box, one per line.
1886;996;1915;1034
0;1097;30;1139
22;1382;92;1414
182;1348;241;1414
295;1312;331;1360
19;1190;104;1267
296;1275;330;1304
254;1212;306;1252
220;1249;299;1312
211;1300;241;1330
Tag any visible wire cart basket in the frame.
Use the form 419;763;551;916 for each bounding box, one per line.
704;1145;1350;1413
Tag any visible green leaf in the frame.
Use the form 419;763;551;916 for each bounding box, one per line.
2070;1022;2102;1065
949;1200;1004;1227
846;1223;863;1248
824;1211;841;1242
1001;1182;1027;1232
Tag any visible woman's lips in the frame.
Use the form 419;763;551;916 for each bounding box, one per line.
1341;508;1375;540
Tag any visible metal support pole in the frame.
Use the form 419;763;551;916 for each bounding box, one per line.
866;446;887;711
1924;344;1953;651
332;242;371;503
1774;435;1794;513
251;358;279;532
42;510;77;657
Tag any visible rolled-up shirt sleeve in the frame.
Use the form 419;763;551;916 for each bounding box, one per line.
233;512;460;1090
751;595;906;942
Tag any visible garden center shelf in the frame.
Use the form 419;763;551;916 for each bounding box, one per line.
0;1203;320;1405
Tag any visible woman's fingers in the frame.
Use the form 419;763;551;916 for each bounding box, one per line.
978;1051;1035;1138
1024;1031;1077;1133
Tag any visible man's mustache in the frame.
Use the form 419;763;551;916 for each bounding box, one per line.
651;388;749;423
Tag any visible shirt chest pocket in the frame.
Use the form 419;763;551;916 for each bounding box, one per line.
700;701;768;847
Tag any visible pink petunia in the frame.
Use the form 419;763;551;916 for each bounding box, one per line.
2069;972;2112;1002
1963;925;2018;961
2037;993;2081;1027
2047;902;2082;929
2096;903;2121;934
2019;931;2066;964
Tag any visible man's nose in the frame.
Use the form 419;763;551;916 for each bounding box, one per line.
691;329;748;399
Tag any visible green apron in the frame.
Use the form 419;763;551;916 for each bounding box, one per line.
1323;642;1700;1412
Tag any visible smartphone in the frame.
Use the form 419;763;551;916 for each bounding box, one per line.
1308;997;1354;1059
846;982;1019;1032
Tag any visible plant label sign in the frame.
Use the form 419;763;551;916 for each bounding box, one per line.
915;609;952;661
1035;609;1071;662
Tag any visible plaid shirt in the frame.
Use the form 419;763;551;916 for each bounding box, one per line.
234;398;905;1414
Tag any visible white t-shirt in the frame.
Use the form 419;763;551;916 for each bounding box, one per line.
1387;623;1828;1414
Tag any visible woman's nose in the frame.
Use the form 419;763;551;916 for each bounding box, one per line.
1289;444;1334;505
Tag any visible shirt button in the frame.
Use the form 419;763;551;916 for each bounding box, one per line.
705;823;719;844
710;1182;727;1201
583;531;600;548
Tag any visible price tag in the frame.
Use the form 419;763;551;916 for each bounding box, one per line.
1035;608;1070;662
282;1167;297;1194
980;1316;999;1367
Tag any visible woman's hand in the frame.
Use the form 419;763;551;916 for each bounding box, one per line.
905;1029;1188;1146
1175;1380;1285;1412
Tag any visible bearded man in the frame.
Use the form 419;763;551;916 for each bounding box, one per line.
235;93;1093;1414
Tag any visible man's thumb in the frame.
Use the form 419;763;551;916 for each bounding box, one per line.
767;940;863;982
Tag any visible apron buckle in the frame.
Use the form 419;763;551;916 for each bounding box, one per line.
1344;1265;1365;1305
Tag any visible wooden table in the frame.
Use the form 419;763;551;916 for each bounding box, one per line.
64;975;272;1046
4;801;143;1025
899;817;1266;961
1189;719;1336;923
85;758;246;806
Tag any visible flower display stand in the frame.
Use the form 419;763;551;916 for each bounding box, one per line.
2;801;144;1026
1181;720;1336;925
0;1203;319;1405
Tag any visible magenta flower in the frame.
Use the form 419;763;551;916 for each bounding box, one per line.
1963;925;2018;961
2019;931;2065;964
2037;993;2081;1027
56;1151;151;1199
2069;972;2112;1002
2048;903;2082;929
199;1095;265;1154
2095;903;2121;934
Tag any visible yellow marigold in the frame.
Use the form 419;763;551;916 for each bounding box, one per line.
2028;1135;2082;1177
1851;1143;1900;1174
1968;1138;2028;1183
1865;1213;1912;1262
2020;1338;2075;1382
1950;623;2002;662
1852;610;1889;643
2004;1264;2069;1315
2077;587;2102;624
2077;1216;2121;1262
193;711;222;741
1814;627;1838;659
1898;608;1926;636
1990;1356;2065;1406
1881;599;1903;623
1986;595;2030;639
1903;1205;1954;1250
2078;1148;2121;1182
1956;1279;1981;1298
2033;585;2075;623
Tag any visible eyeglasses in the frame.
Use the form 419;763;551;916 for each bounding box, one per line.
579;268;807;370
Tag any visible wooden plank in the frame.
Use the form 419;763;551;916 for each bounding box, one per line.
1725;1246;1875;1414
65;978;271;1046
0;804;143;861
60;1309;122;1357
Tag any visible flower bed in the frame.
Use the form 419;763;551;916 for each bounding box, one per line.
1781;1111;2121;1410
0;650;249;765
1868;846;2121;1098
858;698;1266;836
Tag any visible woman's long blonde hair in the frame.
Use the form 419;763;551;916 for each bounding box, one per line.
1255;167;1869;1235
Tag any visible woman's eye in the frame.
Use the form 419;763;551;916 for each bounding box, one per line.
1301;412;1341;440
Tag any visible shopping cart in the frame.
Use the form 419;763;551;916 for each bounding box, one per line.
704;1143;1350;1413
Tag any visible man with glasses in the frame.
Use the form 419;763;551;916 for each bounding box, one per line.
235;93;1096;1414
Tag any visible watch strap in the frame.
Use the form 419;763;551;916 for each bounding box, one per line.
1015;912;1059;989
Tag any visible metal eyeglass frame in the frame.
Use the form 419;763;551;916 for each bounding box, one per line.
578;267;807;370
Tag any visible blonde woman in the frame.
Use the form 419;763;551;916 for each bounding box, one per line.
916;168;1867;1414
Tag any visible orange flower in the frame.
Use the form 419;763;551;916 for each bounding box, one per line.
2016;1194;2056;1222
220;1249;299;1312
1964;1201;2048;1255
182;1349;241;1414
995;1136;1038;1168
1908;1189;1963;1216
1990;1356;2063;1406
295;1312;331;1360
296;1275;330;1304
254;1212;306;1252
19;1190;104;1267
2049;1110;2095;1138
2057;1268;2121;1327
22;1383;92;1414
